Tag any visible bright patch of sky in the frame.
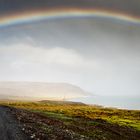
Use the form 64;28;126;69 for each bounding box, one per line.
0;18;140;97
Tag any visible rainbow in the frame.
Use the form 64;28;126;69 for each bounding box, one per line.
0;8;140;28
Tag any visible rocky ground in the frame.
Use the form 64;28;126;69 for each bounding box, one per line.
0;106;28;140
6;106;140;140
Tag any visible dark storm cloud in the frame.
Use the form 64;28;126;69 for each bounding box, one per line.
0;0;140;17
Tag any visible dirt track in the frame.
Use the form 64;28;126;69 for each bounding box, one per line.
0;106;28;140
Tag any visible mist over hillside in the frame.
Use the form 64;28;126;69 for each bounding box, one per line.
0;82;89;101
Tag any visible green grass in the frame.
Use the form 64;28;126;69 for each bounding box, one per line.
1;101;140;140
1;101;140;131
107;117;140;130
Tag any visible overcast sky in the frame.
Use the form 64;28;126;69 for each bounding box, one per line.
0;0;140;104
0;17;140;97
0;0;140;17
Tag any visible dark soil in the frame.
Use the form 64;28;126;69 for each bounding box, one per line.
7;106;140;140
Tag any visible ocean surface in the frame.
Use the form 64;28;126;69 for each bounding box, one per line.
70;95;140;110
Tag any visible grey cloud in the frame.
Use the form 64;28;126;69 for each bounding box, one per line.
0;18;140;96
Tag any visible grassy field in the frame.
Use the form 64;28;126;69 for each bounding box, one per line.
1;100;140;140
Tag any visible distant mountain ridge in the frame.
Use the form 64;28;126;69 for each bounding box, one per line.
0;82;89;101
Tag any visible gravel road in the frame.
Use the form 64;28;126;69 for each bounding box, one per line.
0;106;28;140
